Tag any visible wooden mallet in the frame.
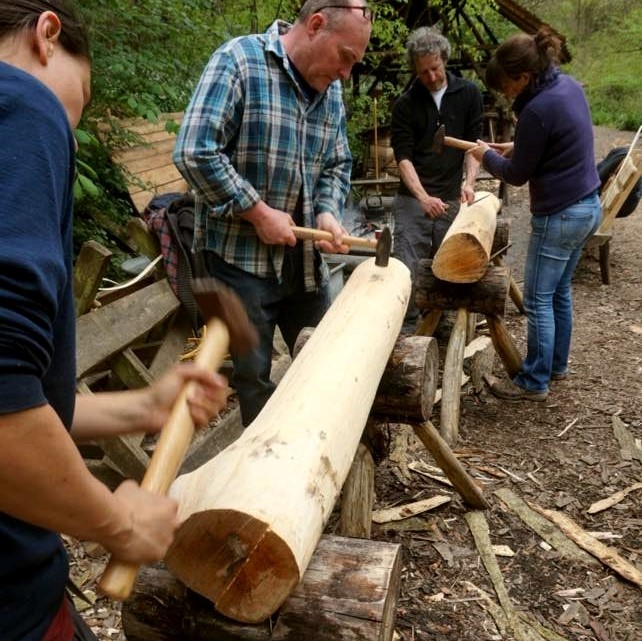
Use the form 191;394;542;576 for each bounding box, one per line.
98;278;257;601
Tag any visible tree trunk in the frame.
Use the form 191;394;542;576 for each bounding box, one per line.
431;191;501;282
415;264;509;316
122;535;402;641
165;258;411;623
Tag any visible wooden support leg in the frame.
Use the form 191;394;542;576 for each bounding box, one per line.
339;443;375;539
412;420;489;510
492;256;525;314
599;239;611;285
440;308;468;446
484;313;523;378
415;308;442;337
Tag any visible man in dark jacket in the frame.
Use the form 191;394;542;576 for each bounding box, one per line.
391;27;484;331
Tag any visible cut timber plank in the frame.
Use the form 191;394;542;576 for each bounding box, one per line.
76;279;180;378
121;535;402;641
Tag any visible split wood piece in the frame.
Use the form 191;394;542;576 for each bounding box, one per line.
372;495;451;523
413;420;489;509
527;501;642;589
295;329;439;422
121;535;402;641
464;511;539;641
431;191;501;283
74;240;113;316
415;263;510;316
484;313;523;378
165;257;411;623
76;278;180;378
611;414;642;463
440;308;468;446
587;482;642;514
492;255;525;314
494;488;601;567
464;335;495;394
339;443;375;538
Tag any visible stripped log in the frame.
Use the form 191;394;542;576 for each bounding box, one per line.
295;329;439;422
121;535;403;641
431;191;501;283
440;308;468;446
165;258;411;623
415;263;509;316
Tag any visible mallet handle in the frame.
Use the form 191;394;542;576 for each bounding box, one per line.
98;317;230;601
444;136;477;152
292;226;377;249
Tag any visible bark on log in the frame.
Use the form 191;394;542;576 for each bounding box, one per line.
431;191;501;282
415;264;509;316
122;535;402;641
491;218;510;258
294;330;439;422
165;258;411;623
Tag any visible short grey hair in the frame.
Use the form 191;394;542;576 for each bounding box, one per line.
406;27;451;69
298;0;367;31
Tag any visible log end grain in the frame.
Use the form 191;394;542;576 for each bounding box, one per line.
165;509;299;624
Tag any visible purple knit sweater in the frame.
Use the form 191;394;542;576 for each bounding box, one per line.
483;68;600;216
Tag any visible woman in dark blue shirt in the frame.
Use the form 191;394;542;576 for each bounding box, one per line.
0;3;228;639
469;27;601;401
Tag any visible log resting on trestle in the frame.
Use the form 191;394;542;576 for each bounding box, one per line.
165;258;411;624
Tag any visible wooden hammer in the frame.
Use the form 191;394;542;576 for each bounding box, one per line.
431;124;477;153
98;278;257;601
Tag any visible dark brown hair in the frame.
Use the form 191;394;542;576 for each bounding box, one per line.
485;26;562;91
0;0;90;60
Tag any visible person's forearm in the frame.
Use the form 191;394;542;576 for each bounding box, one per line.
0;404;132;546
72;389;151;442
463;153;481;190
398;159;431;202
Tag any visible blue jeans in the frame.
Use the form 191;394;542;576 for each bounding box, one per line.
205;249;330;426
514;192;601;392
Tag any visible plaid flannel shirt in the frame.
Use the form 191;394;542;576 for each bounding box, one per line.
173;20;352;290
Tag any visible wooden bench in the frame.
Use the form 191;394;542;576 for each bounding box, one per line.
586;125;642;284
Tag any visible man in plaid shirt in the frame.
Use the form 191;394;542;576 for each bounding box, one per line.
174;0;372;425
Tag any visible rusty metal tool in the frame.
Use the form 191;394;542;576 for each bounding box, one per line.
431;124;477;153
98;278;257;601
292;225;392;266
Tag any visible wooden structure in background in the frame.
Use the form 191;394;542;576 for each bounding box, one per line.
586;125;642;284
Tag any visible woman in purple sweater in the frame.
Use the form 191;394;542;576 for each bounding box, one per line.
468;28;601;401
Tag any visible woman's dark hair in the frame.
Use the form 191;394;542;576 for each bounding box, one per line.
0;0;90;60
485;26;562;92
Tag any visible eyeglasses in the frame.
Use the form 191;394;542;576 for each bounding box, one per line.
319;5;375;24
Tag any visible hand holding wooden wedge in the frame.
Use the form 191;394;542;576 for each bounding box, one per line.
98;279;257;600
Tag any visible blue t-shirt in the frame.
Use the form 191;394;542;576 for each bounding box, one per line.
0;61;77;641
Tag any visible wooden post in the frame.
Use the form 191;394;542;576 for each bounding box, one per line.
440;308;468;446
412;421;489;509
431;191;501;283
164;258;411;623
484;313;523;378
339;443;375;538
